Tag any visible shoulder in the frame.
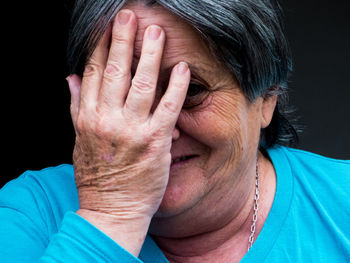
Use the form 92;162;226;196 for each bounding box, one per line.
269;145;350;199
283;146;349;166
283;146;349;197
267;145;350;218
0;164;78;231
264;146;350;260
270;145;350;223
269;145;349;178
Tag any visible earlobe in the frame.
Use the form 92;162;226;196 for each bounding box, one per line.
261;95;277;128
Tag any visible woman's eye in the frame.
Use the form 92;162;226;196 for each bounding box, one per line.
187;83;205;97
183;83;208;108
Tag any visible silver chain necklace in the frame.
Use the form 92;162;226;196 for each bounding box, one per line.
247;157;260;251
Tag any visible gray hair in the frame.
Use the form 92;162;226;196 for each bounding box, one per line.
67;0;299;147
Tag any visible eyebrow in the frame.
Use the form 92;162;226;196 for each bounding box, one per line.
188;63;212;87
163;63;211;87
131;60;212;88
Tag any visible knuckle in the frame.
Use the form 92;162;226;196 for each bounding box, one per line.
93;114;117;139
75;114;87;133
83;61;103;78
103;63;129;82
95;122;112;139
160;100;179;114
111;33;132;46
147;130;172;152
131;76;155;93
75;109;98;134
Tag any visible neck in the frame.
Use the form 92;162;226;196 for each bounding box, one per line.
152;208;255;262
151;152;276;263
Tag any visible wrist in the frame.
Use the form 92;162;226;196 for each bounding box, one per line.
78;186;159;219
77;209;152;257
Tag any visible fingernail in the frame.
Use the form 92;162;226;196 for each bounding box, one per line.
118;10;131;25
148;26;162;40
176;62;189;75
65;75;71;84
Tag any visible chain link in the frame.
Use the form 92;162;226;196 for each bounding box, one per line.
248;157;260;251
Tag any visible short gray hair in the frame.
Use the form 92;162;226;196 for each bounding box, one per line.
67;0;299;147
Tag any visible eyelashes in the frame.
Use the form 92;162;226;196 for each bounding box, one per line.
182;82;209;109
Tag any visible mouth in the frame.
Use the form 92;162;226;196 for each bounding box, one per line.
171;155;198;166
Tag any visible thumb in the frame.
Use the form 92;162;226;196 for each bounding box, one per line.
66;74;82;131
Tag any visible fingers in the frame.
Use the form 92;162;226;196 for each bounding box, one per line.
124;25;165;120
80;25;112;112
151;62;191;132
98;10;137;109
77;7;188;138
67;74;82;130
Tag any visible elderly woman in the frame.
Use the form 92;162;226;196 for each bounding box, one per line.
1;0;349;262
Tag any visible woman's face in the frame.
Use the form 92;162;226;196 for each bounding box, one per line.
125;2;275;235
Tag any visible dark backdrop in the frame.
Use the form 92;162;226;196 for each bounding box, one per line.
1;0;349;187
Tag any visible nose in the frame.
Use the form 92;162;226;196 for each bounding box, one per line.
172;126;180;141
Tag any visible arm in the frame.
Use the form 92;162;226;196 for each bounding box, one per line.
40;212;143;262
0;174;141;263
1;8;189;261
67;9;190;257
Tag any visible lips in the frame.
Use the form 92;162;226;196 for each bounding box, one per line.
171;155;198;165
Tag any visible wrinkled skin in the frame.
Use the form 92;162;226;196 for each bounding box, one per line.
67;2;277;262
70;12;190;219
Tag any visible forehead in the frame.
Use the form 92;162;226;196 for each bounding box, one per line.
123;2;215;69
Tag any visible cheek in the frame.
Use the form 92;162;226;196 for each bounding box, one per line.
178;94;247;151
204;93;262;151
177;92;262;174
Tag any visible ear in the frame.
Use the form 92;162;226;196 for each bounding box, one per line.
261;95;277;128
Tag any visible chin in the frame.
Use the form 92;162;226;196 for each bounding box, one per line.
154;190;189;218
154;167;206;218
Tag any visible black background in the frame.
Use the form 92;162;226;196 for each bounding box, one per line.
1;0;349;187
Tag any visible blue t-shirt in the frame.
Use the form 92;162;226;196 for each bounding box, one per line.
0;146;349;262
